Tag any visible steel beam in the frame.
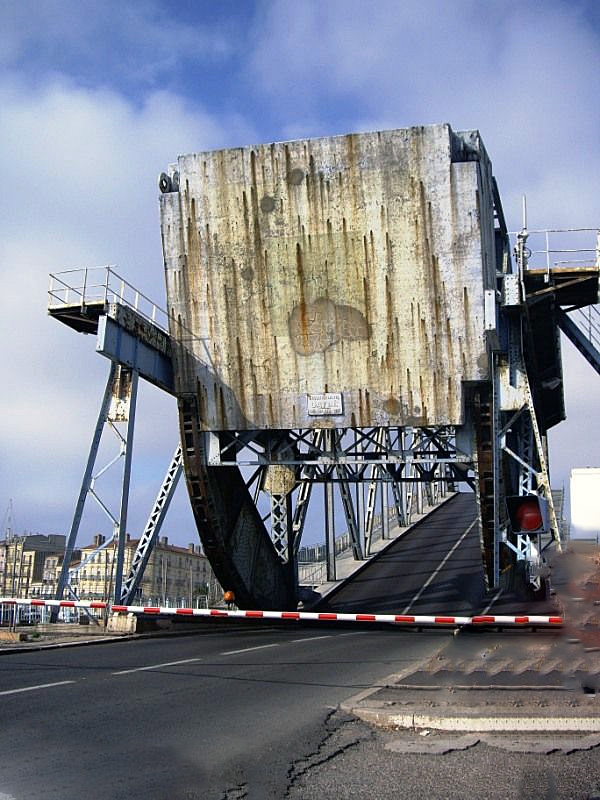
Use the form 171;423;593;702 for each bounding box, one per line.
113;368;138;604
97;315;174;394
55;363;118;603
121;445;183;604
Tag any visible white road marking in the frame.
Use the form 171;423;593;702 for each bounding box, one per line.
402;519;477;614
482;588;504;615
221;643;280;655
112;657;202;676
0;680;75;697
290;635;332;643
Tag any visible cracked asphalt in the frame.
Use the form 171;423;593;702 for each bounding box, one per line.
285;710;600;800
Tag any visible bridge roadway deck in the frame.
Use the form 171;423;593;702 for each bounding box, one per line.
316;492;485;615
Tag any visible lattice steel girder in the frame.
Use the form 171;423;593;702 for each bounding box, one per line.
121;445;183;604
200;426;472;469
56;364;139;605
270;493;293;561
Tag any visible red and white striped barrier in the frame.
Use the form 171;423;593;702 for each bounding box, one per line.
0;598;563;627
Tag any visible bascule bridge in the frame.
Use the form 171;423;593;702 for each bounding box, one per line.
48;123;600;611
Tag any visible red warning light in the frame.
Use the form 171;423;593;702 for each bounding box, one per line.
506;495;547;533
514;498;543;531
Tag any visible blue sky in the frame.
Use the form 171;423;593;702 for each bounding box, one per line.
1;0;599;545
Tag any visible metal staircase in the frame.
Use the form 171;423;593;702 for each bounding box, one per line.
557;305;600;376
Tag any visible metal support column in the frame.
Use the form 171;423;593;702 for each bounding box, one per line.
492;357;502;588
337;464;363;560
324;431;336;581
356;476;366;557
55;363;118;602
381;481;389;540
113;368;139;603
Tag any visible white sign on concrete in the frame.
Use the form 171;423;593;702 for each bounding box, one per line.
307;393;343;416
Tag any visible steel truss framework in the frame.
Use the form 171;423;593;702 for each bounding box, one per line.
491;363;560;593
55;371;186;607
206;425;470;584
55;362;139;605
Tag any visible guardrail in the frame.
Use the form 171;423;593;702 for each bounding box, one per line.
509;227;599;273
48;266;170;333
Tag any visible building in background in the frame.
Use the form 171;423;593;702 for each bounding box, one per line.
0;533;221;606
72;535;219;605
0;535;66;598
570;468;600;541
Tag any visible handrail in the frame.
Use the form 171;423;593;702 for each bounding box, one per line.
48;267;170;334
509;228;599;274
48;266;214;365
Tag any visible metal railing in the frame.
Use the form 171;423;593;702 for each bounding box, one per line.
510;227;599;274
0;601;97;627
297;511;389;566
573;304;600;352
1;594;212;628
509;227;600;353
48;267;170;333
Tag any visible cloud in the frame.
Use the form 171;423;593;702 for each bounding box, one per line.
0;0;232;90
250;0;600;231
0;0;598;546
0;73;257;540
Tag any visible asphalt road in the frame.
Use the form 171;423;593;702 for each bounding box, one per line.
319;492;485;614
2;624;598;800
0;495;581;799
0;625;444;800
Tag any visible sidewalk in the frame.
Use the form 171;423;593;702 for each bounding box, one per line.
342;541;600;746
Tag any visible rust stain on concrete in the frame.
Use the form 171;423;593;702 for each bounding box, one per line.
288;298;369;355
160;123;496;430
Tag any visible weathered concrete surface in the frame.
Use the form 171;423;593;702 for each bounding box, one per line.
106;612;138;634
161;123;497;431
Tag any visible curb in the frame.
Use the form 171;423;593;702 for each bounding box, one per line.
0;619;292;655
346;704;600;733
0;633;138;655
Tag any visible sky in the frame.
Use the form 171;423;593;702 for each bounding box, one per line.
1;0;599;547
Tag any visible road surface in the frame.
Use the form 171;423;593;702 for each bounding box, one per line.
0;494;588;799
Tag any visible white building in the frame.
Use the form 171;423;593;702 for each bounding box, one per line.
570;468;600;541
